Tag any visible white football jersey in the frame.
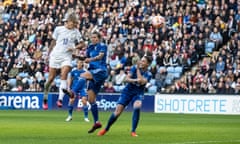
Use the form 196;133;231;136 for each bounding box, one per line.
50;26;82;59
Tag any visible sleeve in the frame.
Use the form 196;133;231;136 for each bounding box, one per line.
99;43;107;54
52;26;59;40
146;72;152;82
129;65;137;76
76;30;83;43
86;45;90;57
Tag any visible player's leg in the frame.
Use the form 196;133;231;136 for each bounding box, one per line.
62;76;86;99
97;104;125;136
81;96;90;122
43;67;57;110
80;71;101;133
78;81;89;122
87;89;102;133
64;71;91;98
131;98;142;137
66;96;75;122
57;65;71;107
98;93;131;136
63;77;86;121
81;69;108;133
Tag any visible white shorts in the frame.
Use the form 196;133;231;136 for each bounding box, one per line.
49;56;72;69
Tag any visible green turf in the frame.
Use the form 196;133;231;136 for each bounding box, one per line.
0;110;240;144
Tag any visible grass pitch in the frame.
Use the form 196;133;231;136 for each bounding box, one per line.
0;110;240;144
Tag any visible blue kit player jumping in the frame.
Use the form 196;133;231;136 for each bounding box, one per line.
97;56;152;137
63;31;108;133
65;58;90;122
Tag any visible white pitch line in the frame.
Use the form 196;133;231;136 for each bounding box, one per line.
168;140;240;144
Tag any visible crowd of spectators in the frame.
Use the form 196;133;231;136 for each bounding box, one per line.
0;0;239;94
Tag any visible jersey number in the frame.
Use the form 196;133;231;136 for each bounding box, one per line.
63;38;68;45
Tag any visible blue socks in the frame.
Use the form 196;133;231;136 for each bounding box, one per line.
105;113;118;131
90;103;98;123
83;105;88;118
132;108;140;132
68;105;74;116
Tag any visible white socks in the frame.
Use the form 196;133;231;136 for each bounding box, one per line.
59;80;67;101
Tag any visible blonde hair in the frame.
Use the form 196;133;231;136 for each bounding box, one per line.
67;12;79;24
63;9;79;24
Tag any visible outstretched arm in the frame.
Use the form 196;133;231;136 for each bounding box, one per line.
85;52;104;63
68;41;86;51
75;41;86;50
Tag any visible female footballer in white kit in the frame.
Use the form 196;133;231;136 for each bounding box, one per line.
43;12;85;110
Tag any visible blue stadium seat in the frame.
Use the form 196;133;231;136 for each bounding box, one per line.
150;79;156;85
173;72;181;79
205;41;215;54
148;85;157;94
8;78;17;87
28;78;33;84
167;66;174;73
174;66;183;74
54;78;61;87
158;66;166;72
165;74;174;85
173;66;183;79
44;73;49;79
18;72;29;78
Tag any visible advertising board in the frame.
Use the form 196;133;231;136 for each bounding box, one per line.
155;94;240;115
0;93;154;112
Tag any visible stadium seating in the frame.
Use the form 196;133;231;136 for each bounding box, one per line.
173;66;183;79
0;1;239;94
205;41;215;54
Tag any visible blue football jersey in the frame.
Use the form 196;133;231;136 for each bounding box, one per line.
123;65;152;95
70;69;85;88
86;42;107;70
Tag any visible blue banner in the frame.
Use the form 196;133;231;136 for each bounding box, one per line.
0;92;154;112
0;92;43;110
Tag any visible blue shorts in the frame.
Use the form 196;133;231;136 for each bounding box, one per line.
117;92;143;107
78;89;87;97
88;68;108;94
72;78;87;97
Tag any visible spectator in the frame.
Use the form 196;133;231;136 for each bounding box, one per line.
155;67;167;92
113;69;126;92
209;27;223;50
200;57;210;75
0;0;239;94
216;56;225;78
103;81;115;93
170;52;180;67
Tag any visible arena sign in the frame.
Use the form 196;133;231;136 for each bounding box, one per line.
0;93;154;112
0;93;41;109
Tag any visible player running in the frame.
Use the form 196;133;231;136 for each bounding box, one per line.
97;56;152;137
